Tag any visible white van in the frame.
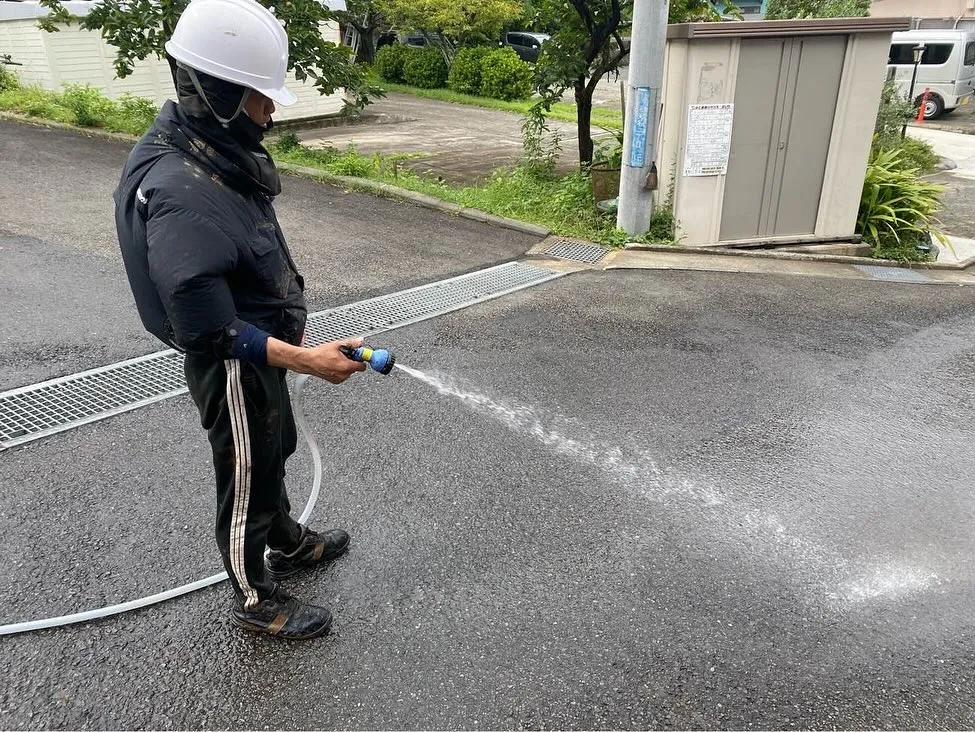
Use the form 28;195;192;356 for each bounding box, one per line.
887;29;975;119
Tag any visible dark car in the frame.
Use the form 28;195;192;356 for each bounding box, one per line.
500;32;549;63
375;31;447;52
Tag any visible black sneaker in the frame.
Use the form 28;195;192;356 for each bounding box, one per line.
266;526;350;580
230;586;332;640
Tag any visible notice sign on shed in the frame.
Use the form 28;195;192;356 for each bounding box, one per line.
683;104;734;177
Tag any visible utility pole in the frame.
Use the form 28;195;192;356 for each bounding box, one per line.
616;0;669;237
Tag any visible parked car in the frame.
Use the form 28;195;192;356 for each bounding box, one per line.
887;29;975;120
500;31;549;63
401;31;442;49
375;31;448;52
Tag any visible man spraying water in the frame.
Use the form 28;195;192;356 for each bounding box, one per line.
114;0;369;640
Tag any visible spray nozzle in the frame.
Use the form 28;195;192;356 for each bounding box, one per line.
340;344;396;375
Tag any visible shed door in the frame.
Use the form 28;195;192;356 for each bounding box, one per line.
719;36;847;242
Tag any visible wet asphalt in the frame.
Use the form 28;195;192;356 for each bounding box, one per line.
1;121;974;730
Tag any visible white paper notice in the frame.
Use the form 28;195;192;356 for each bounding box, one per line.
683;104;734;177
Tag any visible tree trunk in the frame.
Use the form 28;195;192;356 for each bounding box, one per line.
357;28;377;64
575;77;594;166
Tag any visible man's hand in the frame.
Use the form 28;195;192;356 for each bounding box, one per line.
267;336;367;383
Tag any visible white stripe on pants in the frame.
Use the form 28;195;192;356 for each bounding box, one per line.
224;359;260;610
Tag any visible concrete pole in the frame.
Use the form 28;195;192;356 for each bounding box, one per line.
616;0;669;237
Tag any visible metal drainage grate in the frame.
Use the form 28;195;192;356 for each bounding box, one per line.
853;265;932;283
0;351;186;449
0;262;562;450
303;262;560;345
540;240;609;265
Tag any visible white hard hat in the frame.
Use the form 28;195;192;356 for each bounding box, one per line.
165;0;297;107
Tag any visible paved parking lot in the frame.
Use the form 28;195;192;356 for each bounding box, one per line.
1;121;973;730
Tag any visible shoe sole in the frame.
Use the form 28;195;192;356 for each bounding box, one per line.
231;613;333;640
265;539;351;581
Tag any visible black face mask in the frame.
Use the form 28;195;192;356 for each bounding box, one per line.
229;111;271;147
172;65;282;196
175;65;270;147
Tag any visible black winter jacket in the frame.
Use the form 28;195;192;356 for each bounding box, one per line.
114;101;306;357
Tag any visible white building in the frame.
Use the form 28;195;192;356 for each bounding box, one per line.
0;0;348;122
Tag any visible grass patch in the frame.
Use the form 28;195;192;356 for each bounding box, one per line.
0;74;156;135
369;72;623;130
271;133;672;246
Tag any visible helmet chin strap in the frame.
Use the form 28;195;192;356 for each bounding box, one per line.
182;64;250;127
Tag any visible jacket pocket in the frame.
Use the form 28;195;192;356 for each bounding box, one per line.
248;227;290;299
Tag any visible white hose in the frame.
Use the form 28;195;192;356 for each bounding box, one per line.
0;374;322;636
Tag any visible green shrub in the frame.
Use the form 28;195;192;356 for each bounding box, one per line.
858;147;947;261
874;77;915;147
329;150;376;177
892;135;939;174
646;205;676;243
0;85;74;123
402;47;448;89
0;64;18;92
448;46;492;96
110;93;157;135
521;103;562;178
374;44;410;83
479;48;533;101
0;79;157;135
870;77;940;175
61;83;115;127
275;130;302;152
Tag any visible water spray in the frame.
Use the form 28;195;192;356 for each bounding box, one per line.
340;344;396;375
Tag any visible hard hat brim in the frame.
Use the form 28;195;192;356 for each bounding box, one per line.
260;85;298;107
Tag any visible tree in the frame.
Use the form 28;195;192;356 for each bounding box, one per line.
37;0;382;110
378;0;523;61
337;0;389;64
533;0;735;166
764;0;869;19
672;0;735;21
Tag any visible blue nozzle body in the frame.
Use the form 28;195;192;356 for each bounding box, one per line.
340;345;396;375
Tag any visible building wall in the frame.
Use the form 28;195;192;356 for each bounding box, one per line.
0;4;346;121
870;0;975;18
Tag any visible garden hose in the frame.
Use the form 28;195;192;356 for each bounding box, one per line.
0;373;323;636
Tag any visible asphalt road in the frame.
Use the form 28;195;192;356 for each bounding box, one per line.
0;119;538;388
1;121;974;730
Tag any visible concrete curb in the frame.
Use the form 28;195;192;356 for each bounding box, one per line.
624;243;975;271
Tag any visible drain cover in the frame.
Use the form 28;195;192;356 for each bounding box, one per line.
303;262;560;346
540;240;609;264
0;352;186;450
853;265;932;283
0;262;562;450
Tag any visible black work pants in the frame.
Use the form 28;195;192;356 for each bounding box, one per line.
184;355;303;609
